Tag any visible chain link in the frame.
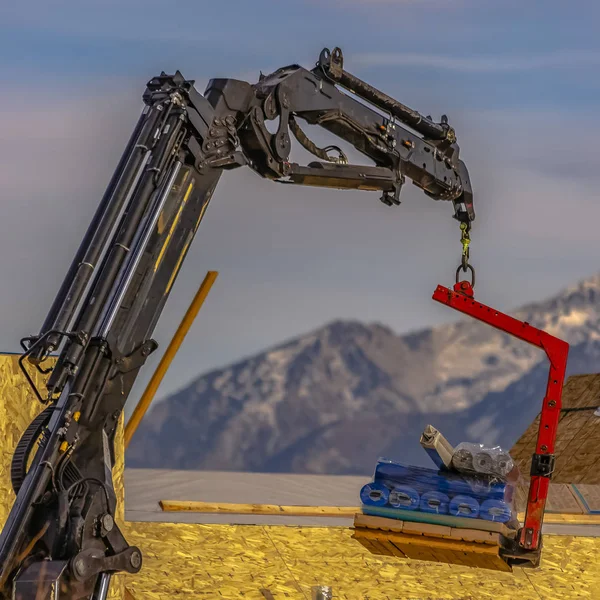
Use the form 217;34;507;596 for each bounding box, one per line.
460;222;470;270
456;221;475;287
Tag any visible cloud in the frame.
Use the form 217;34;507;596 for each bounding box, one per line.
0;1;217;44
309;0;465;7
353;50;600;72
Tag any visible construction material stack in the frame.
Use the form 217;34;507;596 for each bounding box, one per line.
353;426;521;571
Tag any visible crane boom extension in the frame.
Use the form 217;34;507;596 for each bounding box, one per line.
0;47;474;599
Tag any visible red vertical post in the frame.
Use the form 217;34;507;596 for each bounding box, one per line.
432;281;569;551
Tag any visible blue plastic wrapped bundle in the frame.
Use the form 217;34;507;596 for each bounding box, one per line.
360;482;389;507
480;499;513;523
388;486;420;510
374;462;448;497
449;495;480;519
440;474;509;501
374;458;512;502
360;433;521;529
420;491;450;514
374;460;418;483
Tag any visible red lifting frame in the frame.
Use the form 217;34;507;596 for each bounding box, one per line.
432;281;569;552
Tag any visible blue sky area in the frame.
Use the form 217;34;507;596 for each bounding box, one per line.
0;0;599;412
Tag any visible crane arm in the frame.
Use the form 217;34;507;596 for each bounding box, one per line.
0;47;474;600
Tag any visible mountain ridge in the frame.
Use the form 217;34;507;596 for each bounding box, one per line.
126;272;600;474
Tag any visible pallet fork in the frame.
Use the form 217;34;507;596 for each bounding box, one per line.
354;278;569;570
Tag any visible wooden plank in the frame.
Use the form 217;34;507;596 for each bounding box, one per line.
397;542;440;563
354;513;404;532
162;497;600;527
449;527;500;545
355;536;397;558
362;506;516;537
352;535;383;555
354;528;498;555
378;539;407;558
399;521;453;539
161;499;600;524
159;500;358;517
355;513;500;545
354;527;511;572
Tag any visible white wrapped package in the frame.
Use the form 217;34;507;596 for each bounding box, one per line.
451;442;516;481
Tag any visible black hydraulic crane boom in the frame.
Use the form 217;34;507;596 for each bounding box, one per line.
0;47;474;600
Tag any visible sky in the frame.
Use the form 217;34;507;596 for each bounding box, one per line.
0;0;599;415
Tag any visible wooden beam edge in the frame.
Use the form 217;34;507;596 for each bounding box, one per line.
158;501;600;525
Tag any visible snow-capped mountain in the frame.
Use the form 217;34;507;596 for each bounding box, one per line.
126;273;600;475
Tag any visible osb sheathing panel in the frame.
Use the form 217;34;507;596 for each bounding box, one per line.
0;354;51;526
511;373;600;484
119;522;600;599
514;482;587;514
3;354;600;599
0;354;125;599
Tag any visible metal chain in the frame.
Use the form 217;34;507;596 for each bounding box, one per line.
456;221;475;287
460;222;470;270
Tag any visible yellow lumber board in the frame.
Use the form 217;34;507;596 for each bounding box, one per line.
124;271;218;449
517;511;600;524
161;499;600;525
159;500;358;517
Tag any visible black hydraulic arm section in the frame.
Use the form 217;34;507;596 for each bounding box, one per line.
0;47;475;600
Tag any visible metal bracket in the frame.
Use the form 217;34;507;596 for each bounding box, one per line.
19;330;77;403
206;151;248;170
380;175;404;207
530;453;555;477
318;47;343;79
246;106;285;178
70;546;142;583
112;340;158;376
273;87;292;161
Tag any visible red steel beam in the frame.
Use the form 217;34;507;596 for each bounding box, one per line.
432;281;569;552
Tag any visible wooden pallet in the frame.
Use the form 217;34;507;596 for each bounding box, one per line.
360;505;518;538
353;513;513;572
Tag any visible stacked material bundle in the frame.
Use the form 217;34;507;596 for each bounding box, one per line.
359;426;520;528
451;442;515;480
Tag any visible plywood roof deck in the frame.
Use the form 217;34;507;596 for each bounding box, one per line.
2;355;600;598
511;373;600;485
